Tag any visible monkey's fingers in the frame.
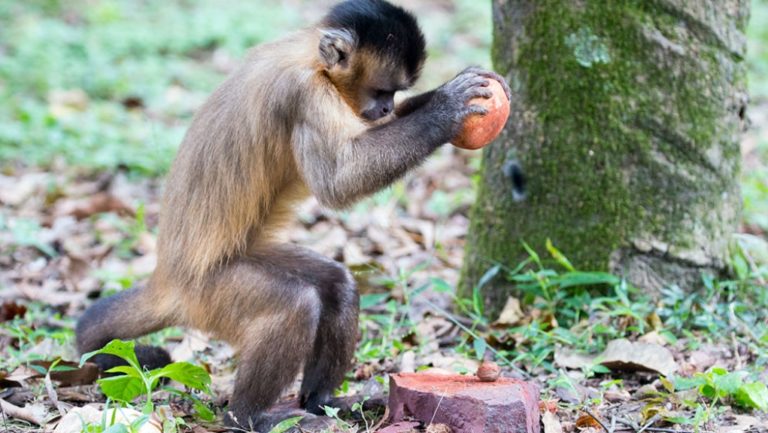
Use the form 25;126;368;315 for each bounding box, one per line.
464;105;489;117
460;67;511;100
456;76;491;93
446;71;483;90
467;87;494;100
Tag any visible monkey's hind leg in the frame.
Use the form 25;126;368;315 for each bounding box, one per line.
76;286;172;371
298;259;359;415
216;259;321;431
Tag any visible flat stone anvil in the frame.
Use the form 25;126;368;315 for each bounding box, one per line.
386;373;540;433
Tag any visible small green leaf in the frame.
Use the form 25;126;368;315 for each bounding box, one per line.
710;367;728;376
521;242;541;265
699;384;717;399
430;278;453;294
473;338;487;360
105;366;141;377
663;415;693;425
268;416;303;433
546;239;574;271
660;377;675;393
323;406;340;418
359;293;389;310
80;340;140;370
734;382;768;411
476;265;501;291
193;399;216;421
151;362;211;391
555;272;619;289
673;375;707;391
163;387;215;421
97;375;145;402
129;414;152;431
713;371;744;396
103;424;130;433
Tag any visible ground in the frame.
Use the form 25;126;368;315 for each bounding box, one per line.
0;1;767;433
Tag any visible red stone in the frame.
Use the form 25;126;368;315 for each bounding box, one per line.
377;421;421;433
452;79;510;150
387;373;540;433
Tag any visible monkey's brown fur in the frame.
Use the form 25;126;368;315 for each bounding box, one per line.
76;0;509;430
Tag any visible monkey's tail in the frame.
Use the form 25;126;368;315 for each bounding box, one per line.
76;286;172;371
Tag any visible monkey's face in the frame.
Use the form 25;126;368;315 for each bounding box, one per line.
331;64;410;123
321;38;418;123
360;87;395;121
356;60;412;122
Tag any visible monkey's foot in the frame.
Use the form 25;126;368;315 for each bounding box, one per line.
225;408;335;433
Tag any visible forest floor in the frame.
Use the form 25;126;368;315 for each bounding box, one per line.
1;1;768;433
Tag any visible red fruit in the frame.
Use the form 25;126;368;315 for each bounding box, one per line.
452;79;510;150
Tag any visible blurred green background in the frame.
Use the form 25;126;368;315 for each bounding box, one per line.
0;0;766;232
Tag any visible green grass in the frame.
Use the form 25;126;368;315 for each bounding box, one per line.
0;0;491;176
0;0;302;174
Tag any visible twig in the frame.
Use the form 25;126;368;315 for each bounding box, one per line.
428;394;446;426
582;408;611;433
420;298;529;377
369;406;389;432
730;332;743;370
45;368;68;416
637;414;661;433
615;418;698;433
642;428;695;433
0;398;44;426
616;417;640;431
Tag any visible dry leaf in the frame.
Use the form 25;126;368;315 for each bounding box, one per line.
0;398;46;426
0;301;27;321
576;411;603;430
170;329;210;362
554;347;594;370
493;296;524;326
543;411;564;433
638;331;667;346
31;360;100;386
377;421;421;433
55;192;134;220
599;338;679;377
604;389;631;402
426;424;452;433
52;405;161;433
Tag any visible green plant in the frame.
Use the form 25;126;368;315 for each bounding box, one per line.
321;397;374;432
0;303;74;370
669;367;768;411
80;339;212;418
356;262;431;363
81;399;154;433
267;416;303;433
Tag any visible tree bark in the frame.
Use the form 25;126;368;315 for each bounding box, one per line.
461;0;749;313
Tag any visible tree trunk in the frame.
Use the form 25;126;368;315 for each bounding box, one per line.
460;0;749;313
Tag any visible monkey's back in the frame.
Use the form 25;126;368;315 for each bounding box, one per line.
154;31;323;293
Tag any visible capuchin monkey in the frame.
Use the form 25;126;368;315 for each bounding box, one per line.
76;0;509;430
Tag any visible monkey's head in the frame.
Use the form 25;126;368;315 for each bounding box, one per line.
319;0;426;122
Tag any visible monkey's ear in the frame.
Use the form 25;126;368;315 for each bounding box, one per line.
319;29;357;70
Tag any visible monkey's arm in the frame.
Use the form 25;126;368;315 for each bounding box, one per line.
394;90;435;118
396;68;510;118
295;71;492;208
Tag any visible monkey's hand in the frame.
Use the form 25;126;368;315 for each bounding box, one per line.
458;66;511;100
428;69;496;140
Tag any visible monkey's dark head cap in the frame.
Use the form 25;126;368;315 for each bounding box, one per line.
324;0;426;77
